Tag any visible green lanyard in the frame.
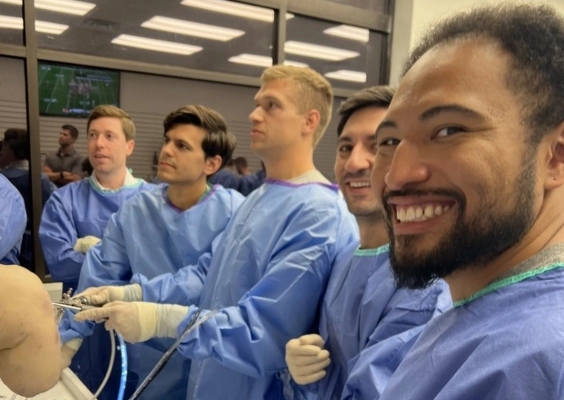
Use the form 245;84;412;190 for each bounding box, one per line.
454;263;564;307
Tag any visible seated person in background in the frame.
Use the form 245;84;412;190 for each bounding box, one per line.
209;157;265;196
0;128;55;269
233;156;250;175
0;264;61;397
0;174;26;265
61;105;245;399
39;105;153;399
286;86;451;400
42;124;84;187
375;4;564;399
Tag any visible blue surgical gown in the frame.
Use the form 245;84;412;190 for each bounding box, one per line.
308;245;451;400
137;180;359;400
39;177;153;292
0;174;26;265
379;265;564;400
1;167;55;268
61;184;244;400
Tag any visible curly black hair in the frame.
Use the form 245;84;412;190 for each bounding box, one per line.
404;4;564;144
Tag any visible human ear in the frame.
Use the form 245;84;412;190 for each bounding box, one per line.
204;155;222;176
544;121;564;190
303;109;321;137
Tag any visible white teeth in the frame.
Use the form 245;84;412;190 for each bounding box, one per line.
396;204;451;222
415;207;423;219
349;181;370;188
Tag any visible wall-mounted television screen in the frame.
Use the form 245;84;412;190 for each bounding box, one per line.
38;61;120;118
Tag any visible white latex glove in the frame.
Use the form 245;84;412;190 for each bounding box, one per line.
73;236;101;253
286;334;331;385
74;283;142;306
60;338;83;371
74;302;189;343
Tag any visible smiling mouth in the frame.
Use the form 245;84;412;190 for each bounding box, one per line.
348;181;371;188
394;203;452;223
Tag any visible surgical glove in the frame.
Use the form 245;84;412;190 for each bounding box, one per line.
74;283;142;306
73;236;101;253
60;338;83;371
286;334;331;385
74;302;189;343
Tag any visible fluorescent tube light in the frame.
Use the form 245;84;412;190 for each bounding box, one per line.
181;0;293;22
112;34;203;56
228;53;308;68
229;53;272;67
0;15;68;34
285;41;359;61
283;60;309;68
36;20;69;34
142;16;244;41
0;0;95;16
324;69;366;83
324;24;369;43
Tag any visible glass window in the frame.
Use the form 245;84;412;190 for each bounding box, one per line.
285;14;386;91
0;2;24;46
35;0;274;77
320;0;388;13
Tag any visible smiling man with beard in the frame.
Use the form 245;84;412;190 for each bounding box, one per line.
373;4;564;400
285;86;451;400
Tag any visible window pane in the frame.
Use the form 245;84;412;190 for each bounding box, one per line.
0;2;24;46
321;0;389;13
285;14;386;91
35;0;274;77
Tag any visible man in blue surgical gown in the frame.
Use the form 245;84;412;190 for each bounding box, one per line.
0;174;26;265
75;65;359;400
39;105;153;399
62;105;244;399
40;105;153;293
371;4;564;400
285;86;451;400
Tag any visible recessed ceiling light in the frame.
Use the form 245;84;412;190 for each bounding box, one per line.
324;24;369;43
285;41;359;61
229;53;272;68
228;53;309;68
0;15;68;34
142;16;244;42
324;69;366;83
0;0;95;16
181;0;293;22
112;34;203;56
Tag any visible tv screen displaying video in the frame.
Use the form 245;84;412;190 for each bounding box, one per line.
38;62;120;117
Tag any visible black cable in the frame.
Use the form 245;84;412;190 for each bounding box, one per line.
127;310;202;400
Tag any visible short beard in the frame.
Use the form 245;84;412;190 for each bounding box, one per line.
385;159;536;290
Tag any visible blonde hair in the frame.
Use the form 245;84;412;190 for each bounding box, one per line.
87;105;136;141
260;65;333;146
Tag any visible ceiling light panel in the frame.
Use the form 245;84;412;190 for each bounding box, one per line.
324;69;366;83
142;16;244;41
112;34;203;56
0;0;96;16
284;41;359;61
0;15;68;34
181;0;293;22
229;53;272;67
228;54;309;68
324;24;369;43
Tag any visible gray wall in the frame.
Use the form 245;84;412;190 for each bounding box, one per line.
0;56;341;181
